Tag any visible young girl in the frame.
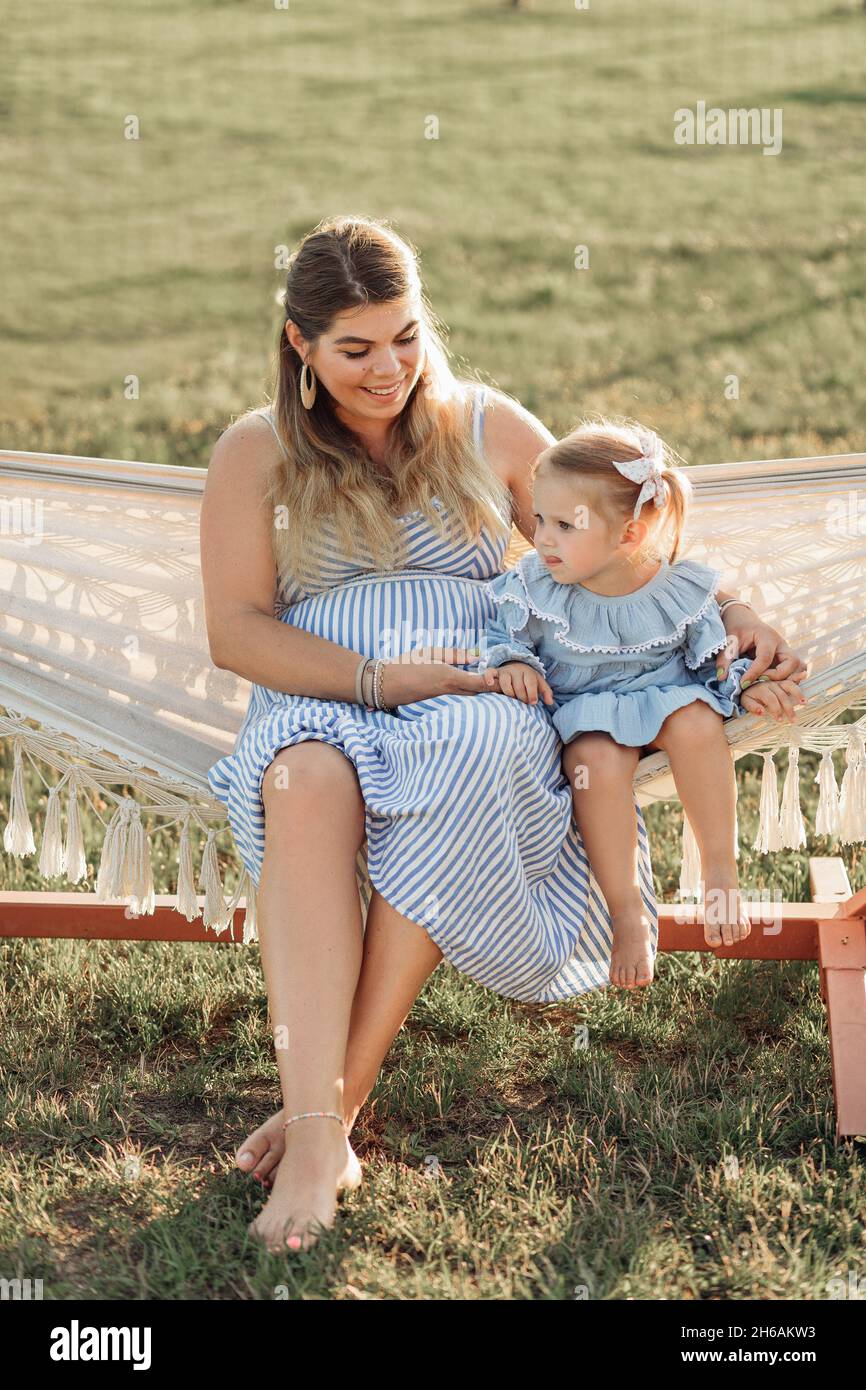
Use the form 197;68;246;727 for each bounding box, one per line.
481;420;807;990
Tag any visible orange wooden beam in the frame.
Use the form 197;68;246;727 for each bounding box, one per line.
1;890;863;1140
817;917;866;1141
0;893;836;953
837;884;866;920
657;903;827;960
0;892;245;942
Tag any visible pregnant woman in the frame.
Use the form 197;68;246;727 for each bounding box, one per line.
200;216;807;1252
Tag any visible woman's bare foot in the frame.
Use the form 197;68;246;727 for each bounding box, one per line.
248;1117;362;1254
702;862;751;948
237;1109;288;1187
237;1103;360;1191
608;909;655;988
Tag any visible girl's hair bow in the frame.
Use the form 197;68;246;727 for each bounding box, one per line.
610;428;669;519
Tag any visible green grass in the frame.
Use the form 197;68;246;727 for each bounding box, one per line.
2;0;865;1299
4;0;865;462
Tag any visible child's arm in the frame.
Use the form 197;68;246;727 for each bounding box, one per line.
482;581;555;705
482;573;548;676
483;610;547;678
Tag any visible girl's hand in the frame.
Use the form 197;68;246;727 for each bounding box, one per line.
716;609;809;688
380;647;498;705
482;661;554;706
740;675;808;724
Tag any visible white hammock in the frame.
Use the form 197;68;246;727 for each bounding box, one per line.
2;447;865;936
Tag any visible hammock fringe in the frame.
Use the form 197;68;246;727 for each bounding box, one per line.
4;739;36;857
0;732;246;937
175;814;200;922
814;749;840;837
679;812;702;900
779;744;807;850
38;783;65;878
838;730;866;844
1;724;862;926
753;751;782;854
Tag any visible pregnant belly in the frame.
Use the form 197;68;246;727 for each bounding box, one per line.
280;570;497;661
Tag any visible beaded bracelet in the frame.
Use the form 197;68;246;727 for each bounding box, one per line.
374;658;393;712
354;655;372;705
361;659;377;710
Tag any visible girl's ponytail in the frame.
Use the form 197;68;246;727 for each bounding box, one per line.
542;417;692;564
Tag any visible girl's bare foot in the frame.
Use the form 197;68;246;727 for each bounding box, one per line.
702;863;751;948
248;1117;362;1254
608;909;655;988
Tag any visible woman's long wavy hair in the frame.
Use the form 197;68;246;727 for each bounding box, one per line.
259;215;512;589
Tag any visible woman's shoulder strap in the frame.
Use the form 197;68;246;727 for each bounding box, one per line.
250;404;287;455
471;383;489;458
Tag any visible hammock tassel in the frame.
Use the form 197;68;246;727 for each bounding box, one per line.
64;772;88;884
678;812;702;899
241;869;258;945
778;745;806;850
198;828;230;932
125;805;156;916
38;784;66;877
814;749;840;838
3;738;36;857
175;814;200;921
95;797;135;900
753;752;782;853
838;730;866;844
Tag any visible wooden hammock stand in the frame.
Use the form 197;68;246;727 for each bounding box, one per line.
2;856;864;1141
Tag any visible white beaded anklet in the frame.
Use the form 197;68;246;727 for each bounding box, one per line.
282;1110;347;1132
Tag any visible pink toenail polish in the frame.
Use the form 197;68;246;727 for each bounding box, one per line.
287;1236;302;1250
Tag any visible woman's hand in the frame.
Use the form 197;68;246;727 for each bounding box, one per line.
482;661;554;706
379;647;500;706
716;607;809;691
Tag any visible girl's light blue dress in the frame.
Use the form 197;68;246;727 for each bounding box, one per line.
483;549;750;748
206;387;658;1003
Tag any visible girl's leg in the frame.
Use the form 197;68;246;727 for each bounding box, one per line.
563;732;652;989
247;741;367;1253
237;890;444;1185
648;701;751;947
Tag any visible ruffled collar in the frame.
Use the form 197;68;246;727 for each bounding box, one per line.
500;550;721;655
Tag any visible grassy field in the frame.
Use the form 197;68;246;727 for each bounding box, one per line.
2;0;865;1299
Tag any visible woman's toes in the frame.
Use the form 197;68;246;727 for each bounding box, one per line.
236;1113;285;1175
251;1145;283;1183
237;1130;271;1171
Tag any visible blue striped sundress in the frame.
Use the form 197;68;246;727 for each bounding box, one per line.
206;386;658;1002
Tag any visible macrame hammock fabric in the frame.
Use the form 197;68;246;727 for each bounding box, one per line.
1;446;865;943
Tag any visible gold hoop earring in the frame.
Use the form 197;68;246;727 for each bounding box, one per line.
300;361;317;409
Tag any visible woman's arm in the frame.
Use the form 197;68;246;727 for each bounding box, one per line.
714;594;809;706
201;416;364;698
480;389;555;542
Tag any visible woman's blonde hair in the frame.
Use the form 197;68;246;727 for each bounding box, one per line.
257;215;511;588
539;417;693;563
